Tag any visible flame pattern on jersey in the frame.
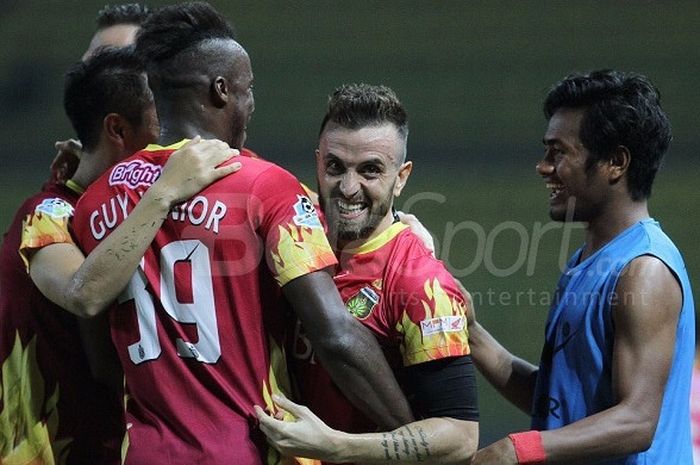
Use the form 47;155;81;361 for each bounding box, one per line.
262;337;320;465
270;224;336;287
0;333;68;465
396;278;470;365
19;206;74;272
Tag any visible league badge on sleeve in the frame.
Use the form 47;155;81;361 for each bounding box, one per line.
292;194;322;229
35;198;74;219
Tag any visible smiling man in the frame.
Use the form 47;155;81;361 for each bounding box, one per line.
284;83;479;464
466;70;695;465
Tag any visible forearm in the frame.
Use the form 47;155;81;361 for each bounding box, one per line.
284;272;414;429
65;188;171;317
469;321;537;413
312;322;414;429
332;418;477;465
539;404;656;464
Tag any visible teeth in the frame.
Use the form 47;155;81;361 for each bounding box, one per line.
337;200;365;213
546;183;564;195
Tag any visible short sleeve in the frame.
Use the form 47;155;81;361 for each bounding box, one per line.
19;197;76;272
392;256;470;366
252;166;336;287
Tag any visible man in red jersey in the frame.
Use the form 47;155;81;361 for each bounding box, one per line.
0;6;153;465
72;3;412;465
260;84;478;464
0;43;239;465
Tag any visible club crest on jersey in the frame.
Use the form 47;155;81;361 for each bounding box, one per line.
420;315;465;337
35;198;74;219
292;194;322;229
346;287;380;320
109;160;162;189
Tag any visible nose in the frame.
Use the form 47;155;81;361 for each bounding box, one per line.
339;172;361;198
536;157;554;177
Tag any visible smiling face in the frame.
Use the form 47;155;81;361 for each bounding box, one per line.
317;122;412;247
537;108;609;222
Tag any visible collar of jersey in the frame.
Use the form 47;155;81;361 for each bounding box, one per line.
350;222;408;255
143;139;190;152
65;179;85;195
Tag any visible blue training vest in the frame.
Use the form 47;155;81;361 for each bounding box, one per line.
531;219;695;464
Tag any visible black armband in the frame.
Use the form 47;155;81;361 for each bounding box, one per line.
402;355;479;421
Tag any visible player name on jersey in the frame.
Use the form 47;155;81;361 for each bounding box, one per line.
89;191;228;240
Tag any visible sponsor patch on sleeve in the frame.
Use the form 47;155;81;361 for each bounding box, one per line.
420;315;465;337
292;194;322;229
109;160;162;189
35;198;74;219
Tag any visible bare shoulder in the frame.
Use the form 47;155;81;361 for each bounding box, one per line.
614;255;682;323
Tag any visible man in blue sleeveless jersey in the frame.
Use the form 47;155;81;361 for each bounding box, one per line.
468;70;695;464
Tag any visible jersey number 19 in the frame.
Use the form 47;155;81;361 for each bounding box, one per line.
119;239;221;365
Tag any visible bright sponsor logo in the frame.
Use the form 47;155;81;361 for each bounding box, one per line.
35;198;74;219
109;160;162;189
420;315;465;337
292;194;322;229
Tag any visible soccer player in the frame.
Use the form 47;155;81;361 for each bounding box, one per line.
257;71;695;465
72;3;412;465
257;84;478;465
0;46;238;465
54;3;152;185
470;71;694;464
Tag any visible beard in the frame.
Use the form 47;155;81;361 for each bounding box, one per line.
319;184;394;249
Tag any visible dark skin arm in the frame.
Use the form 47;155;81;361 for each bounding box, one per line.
473;256;682;464
283;271;414;429
457;280;538;414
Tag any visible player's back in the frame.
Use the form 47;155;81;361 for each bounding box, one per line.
73;141;335;465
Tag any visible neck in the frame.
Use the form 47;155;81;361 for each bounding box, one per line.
155;97;231;146
158;121;222;146
70;147;117;188
581;197;649;259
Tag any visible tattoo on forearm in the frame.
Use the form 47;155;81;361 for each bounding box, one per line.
381;433;390;460
380;426;431;461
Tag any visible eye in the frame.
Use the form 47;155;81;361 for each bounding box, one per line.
326;159;343;175
361;164;382;177
545;146;564;160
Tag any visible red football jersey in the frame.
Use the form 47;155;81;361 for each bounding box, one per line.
0;180;122;465
72;140;336;465
291;222;470;435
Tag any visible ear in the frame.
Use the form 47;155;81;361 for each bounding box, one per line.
210;76;229;108
102;113;127;151
607;145;631;183
393;161;413;197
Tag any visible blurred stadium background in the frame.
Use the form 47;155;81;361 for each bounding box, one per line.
1;0;698;445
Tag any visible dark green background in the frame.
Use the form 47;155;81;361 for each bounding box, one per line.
1;1;698;445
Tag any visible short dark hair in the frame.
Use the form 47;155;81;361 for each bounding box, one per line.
135;1;236;71
320;83;409;143
95;3;151;29
64;47;153;152
543;70;672;200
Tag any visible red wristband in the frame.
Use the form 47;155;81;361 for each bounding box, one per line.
508;430;546;464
